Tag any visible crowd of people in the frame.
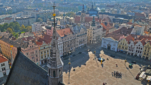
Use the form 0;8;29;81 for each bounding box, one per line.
112;71;122;78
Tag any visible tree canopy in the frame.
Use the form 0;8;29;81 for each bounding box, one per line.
0;22;32;38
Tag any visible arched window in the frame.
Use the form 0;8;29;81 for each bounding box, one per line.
53;71;55;77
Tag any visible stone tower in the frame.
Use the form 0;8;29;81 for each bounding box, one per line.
47;3;64;85
81;4;86;23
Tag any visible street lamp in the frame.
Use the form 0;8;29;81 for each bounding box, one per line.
68;52;71;84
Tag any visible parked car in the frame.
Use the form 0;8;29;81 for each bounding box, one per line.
98;58;105;62
131;61;136;64
79;52;82;54
135;72;141;80
72;54;75;56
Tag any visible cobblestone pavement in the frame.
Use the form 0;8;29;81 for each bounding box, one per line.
63;51;148;85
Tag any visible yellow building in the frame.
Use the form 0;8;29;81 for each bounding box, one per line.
118;38;128;53
142;41;151;60
0;37;17;60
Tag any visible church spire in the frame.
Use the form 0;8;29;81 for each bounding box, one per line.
92;3;93;9
91;16;95;26
48;2;63;85
82;4;85;13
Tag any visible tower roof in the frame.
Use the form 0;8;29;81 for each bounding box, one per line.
91;16;95;26
5;47;48;85
82;4;85;13
48;3;63;68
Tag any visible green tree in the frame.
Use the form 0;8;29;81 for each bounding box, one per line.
66;12;75;17
7;28;13;33
0;25;2;32
3;23;9;31
26;26;32;32
14;33;19;38
20;24;26;31
37;18;43;22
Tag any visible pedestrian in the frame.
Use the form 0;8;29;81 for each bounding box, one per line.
112;72;113;76
114;71;115;76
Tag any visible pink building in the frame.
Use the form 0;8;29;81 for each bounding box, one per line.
46;26;54;36
21;38;40;65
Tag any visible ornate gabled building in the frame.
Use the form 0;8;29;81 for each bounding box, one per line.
87;16;103;44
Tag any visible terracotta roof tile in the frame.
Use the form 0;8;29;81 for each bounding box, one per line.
0;54;8;63
144;31;149;34
105;33;124;40
125;35;134;42
4;17;13;20
57;28;73;37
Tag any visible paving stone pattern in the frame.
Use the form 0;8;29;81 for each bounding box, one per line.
63;51;143;85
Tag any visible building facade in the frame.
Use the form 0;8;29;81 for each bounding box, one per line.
87;17;103;44
0;54;10;78
71;24;87;48
16;17;36;26
142;41;151;60
101;37;119;52
57;28;76;55
22;40;40;65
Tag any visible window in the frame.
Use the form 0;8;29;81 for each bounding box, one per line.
1;63;5;67
26;53;28;55
53;71;56;77
36;50;37;53
36;55;37;57
41;52;42;54
2;67;5;71
59;70;61;75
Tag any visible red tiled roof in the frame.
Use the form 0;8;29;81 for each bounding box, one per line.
57;28;73;37
4;17;13;20
125;35;134;42
105;33;124;40
112;27;132;36
0;54;8;63
101;22;113;31
36;34;52;45
85;17;101;23
140;38;146;46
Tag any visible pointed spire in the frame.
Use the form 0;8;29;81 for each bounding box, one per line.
92;3;93;9
91;16;95;26
48;2;63;68
82;4;85;13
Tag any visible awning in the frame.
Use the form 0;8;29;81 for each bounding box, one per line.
139;72;146;79
147;76;151;81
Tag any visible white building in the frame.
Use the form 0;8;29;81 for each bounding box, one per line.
133;40;144;57
131;25;145;35
0;54;10;78
32;22;47;33
16;17;36;26
101;37;119;51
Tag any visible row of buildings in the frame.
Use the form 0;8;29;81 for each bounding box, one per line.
101;24;151;60
0;14;104;65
